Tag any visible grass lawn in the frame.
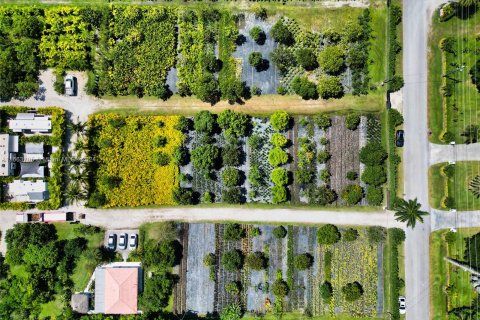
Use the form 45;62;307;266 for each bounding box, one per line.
427;7;480;143
429;161;480;210
102;92;384;116
431;228;480;319
369;2;387;86
54;223;105;291
39;295;63;319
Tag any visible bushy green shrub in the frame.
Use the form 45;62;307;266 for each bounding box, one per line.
222;188;243;204
314;114;331;129
224;224;245;241
270;20;294;46
361;165;387;186
307;186;337;205
317;224;341;245
194;110;216;135
225;281;241;295
292;76;318;100
341;185;363;205
318;45;345;75
191;144;220;176
250;26;266;45
272;279;289;297
203;253;216;266
360;142;388;166
245;251;267;270
268;147;288;166
273;226;287;239
317;75;344;99
222;249;243;271
343;228;359;242
217;109;250;138
367;226;386;244
320;281;333;300
295;48;318;71
366;186;384;206
272;185;288;204
270;111;291;131
345;114;361;130
222;167;241;188
294;253;313;270
442;164;455;178
270;133;288;147
342;282;363;301
317;150;330;164
248;52;263;69
347;171;358;181
271;168;289;186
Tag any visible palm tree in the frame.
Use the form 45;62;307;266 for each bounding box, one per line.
458;0;478;7
394;198;429;228
64;182;86;205
461;125;479;144
68;118;86;135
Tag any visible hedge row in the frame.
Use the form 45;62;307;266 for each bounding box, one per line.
386;109;403;208
387;4;403;92
386;228;406;320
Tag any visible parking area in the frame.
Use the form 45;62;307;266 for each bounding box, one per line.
104;229;139;261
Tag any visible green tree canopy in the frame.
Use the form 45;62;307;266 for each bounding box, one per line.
217;109;250;138
291;76;318;100
317;75;344;99
270;111;291;131
270;20;294;46
191;144;220;176
318;45;345;75
295;48;318;71
394;198;429;228
359;142;388;166
317;224;341;245
194;110;216;135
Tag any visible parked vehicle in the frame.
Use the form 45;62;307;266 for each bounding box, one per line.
396;130;404;147
64;75;76;96
129;234;138;250
399;296;406;314
16;211;75;223
107;234;117;250
119;233;128;250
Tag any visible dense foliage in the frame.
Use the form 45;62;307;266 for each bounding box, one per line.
292;76;318;100
88;114;184;207
317;224;341;245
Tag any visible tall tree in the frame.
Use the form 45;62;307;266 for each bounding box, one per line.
394;198;429;228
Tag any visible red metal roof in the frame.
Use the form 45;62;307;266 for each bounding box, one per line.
104;267;138;314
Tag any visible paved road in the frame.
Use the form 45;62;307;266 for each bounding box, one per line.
430;142;480;164
403;0;448;319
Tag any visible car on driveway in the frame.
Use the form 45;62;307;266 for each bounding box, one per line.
396;130;404;147
64;75;76;96
399;296;406;314
119;233;128;250
129;234;138;250
107;234;117;250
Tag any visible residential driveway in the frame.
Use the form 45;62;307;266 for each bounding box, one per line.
0;210;17;254
430;142;480;165
0;69;109;122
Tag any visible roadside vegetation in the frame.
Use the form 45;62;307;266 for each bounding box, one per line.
428;2;480;144
431;228;480;319
429;161;480;211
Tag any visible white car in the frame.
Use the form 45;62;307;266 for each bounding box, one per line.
64;75;75;96
118;233;128;250
129;234;138;250
399;296;406;314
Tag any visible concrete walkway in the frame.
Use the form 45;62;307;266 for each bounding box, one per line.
430;142;480;165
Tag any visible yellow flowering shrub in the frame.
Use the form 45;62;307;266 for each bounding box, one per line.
89;114;184;207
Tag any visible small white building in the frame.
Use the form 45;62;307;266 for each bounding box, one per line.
7;180;49;203
9;113;52;133
0;134;19;176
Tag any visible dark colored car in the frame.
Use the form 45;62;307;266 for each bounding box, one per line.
396;130;404;147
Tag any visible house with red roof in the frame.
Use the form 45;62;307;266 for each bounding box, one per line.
94;262;143;315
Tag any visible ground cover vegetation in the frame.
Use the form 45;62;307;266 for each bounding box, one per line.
86;113;184;207
175;222;400;319
428;3;480;143
431;228;480;319
429;161;480;211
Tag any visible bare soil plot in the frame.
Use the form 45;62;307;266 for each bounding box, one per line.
328;116;361;205
173;223;188;314
185;223;216;314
